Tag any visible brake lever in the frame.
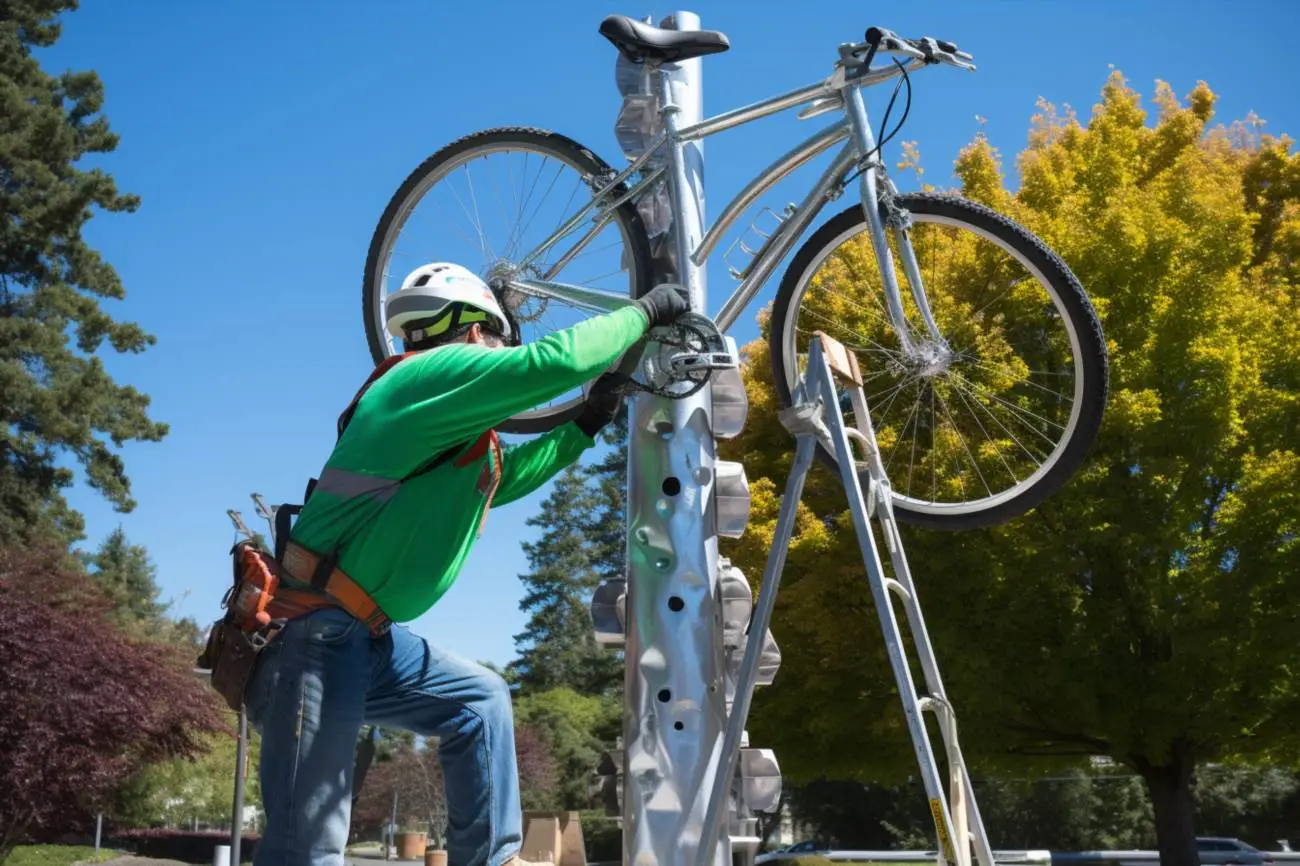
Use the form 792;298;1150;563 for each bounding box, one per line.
881;33;927;61
914;36;977;71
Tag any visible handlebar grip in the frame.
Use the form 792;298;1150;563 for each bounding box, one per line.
936;38;958;53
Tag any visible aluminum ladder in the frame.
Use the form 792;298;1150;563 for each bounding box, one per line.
697;331;996;866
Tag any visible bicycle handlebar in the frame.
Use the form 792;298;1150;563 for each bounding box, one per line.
845;26;976;73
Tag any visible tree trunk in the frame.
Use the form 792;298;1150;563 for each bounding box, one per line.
0;820;25;866
1135;742;1199;866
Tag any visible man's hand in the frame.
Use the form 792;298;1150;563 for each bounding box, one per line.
634;283;691;329
575;372;627;437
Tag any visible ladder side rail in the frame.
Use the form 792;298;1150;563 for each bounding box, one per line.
845;382;995;866
693;424;822;866
806;338;964;866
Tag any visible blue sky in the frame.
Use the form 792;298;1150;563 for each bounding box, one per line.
41;0;1299;667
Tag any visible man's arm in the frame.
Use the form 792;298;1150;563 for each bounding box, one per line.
494;422;596;506
381;305;649;448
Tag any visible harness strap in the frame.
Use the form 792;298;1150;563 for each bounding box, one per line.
275;541;392;636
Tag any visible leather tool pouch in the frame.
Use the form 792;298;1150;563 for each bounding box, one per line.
198;617;271;713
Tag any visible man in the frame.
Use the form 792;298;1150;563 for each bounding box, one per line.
245;262;688;866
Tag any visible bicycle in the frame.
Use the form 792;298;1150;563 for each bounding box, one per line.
361;15;1109;530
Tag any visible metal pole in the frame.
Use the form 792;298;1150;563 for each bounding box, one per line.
94;813;102;857
622;10;729;866
230;707;247;865
389;791;399;861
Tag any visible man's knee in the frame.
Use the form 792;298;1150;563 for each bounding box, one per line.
468;664;513;724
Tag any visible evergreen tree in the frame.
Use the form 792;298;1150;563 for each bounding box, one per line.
582;414;630;693
586;414;630;588
84;525;166;626
509;463;616;694
80;525;203;648
0;0;167;547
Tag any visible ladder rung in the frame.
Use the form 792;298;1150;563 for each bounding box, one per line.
883;577;911;601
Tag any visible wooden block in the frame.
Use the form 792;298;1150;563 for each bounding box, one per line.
813;331;862;387
559;811;588;866
521;812;562;864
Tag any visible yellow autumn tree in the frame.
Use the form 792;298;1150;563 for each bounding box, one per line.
720;71;1300;866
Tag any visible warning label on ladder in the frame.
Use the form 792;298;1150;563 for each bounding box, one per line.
929;798;956;864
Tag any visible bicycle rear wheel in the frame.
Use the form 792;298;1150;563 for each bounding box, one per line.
362;127;654;434
770;194;1109;530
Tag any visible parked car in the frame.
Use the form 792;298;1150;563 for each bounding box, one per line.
756;840;825;863
1197;837;1274;866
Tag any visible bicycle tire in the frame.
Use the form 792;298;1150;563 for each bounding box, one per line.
361;127;656;435
769;193;1109;530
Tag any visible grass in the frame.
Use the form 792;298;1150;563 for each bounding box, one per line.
5;846;121;866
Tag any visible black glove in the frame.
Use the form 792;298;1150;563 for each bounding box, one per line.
634;283;691;329
575;373;626;437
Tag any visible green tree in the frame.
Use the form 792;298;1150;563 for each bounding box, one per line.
114;721;263;829
509;457;621;696
83;526;165;625
787;769;1158;852
1193;763;1300;848
0;0;166;547
80;526;204;649
586;414;631;593
512;687;620;810
721;72;1300;866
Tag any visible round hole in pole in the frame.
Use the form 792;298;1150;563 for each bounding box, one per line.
657;688;671;703
674;721;685;731
662;476;681;497
668;596;685;612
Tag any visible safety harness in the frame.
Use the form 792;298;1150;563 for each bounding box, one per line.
199;351;503;712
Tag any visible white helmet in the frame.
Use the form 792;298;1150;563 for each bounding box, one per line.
385;262;514;344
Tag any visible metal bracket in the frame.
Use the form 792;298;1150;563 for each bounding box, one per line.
778;400;832;446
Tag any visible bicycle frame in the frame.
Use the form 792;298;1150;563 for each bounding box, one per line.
504;51;948;358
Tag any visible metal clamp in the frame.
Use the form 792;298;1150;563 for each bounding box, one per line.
778;400;834;451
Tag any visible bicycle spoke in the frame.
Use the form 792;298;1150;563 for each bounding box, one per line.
462;163;496;266
951;380;1020;485
934;386;991;498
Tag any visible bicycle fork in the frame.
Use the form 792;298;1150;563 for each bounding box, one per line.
842;83;949;364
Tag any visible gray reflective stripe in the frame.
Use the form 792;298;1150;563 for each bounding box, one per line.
386;293;452;320
315;468;401;503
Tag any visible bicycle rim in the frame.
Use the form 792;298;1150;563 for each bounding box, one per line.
775;198;1103;525
363;129;652;433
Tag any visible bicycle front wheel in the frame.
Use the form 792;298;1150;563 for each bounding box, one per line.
362;127;655;434
770;194;1109;530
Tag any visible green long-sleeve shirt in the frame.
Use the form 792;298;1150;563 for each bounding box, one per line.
288;304;649;623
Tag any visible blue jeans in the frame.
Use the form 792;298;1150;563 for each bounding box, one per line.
245;606;523;866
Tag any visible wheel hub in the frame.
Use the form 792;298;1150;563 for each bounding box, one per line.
487;260;548;324
907;339;954;377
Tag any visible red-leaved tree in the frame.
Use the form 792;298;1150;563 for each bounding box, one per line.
352;737;447;845
515;724;559;811
0;544;226;862
351;724;559;847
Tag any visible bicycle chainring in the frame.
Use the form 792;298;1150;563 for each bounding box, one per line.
616;312;732;400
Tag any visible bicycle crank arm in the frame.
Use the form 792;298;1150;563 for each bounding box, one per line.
668;350;738;375
667;336;740;376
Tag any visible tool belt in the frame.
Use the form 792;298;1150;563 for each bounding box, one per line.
198;351;475;713
198;534;392;713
